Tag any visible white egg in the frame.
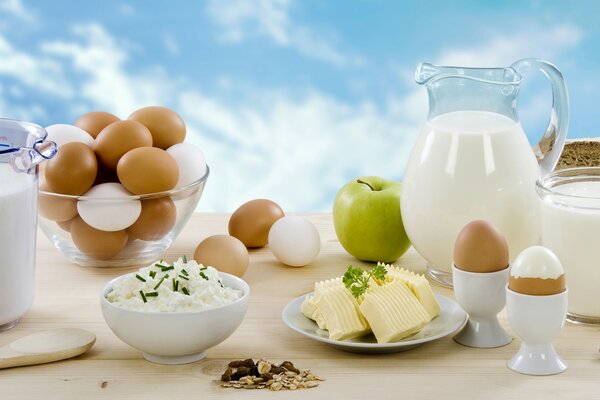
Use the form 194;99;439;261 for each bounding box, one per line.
77;183;141;231
268;216;321;267
45;124;94;147
166;143;207;187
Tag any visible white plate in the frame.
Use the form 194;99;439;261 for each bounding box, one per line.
282;293;467;353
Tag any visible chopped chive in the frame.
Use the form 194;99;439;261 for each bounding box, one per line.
172;278;179;292
199;271;209;280
200;266;207;271
178;274;189;281
149;270;156;279
182;255;188;263
218;280;224;288
160;265;174;272
181;269;189;276
181;287;190;295
145;291;159;297
135;274;146;282
139;290;147;303
154;275;167;290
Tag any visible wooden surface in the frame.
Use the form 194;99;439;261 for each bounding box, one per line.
1;213;599;399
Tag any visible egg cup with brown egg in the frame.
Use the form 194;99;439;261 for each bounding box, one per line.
506;246;568;375
451;220;512;348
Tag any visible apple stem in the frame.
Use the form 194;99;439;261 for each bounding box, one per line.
357;179;374;191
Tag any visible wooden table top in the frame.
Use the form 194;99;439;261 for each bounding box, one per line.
2;213;599;399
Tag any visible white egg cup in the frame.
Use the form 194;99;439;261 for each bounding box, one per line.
452;264;512;348
506;286;568;375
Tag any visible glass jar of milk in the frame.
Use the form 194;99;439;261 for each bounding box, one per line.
537;167;600;324
0;119;56;331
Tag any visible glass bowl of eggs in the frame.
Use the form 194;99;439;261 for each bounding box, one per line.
37;107;209;267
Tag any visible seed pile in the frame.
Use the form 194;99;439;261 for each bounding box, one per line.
219;359;324;391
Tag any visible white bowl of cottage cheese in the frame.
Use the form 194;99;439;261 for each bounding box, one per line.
100;257;249;364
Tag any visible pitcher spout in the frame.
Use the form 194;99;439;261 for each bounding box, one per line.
415;62;521;86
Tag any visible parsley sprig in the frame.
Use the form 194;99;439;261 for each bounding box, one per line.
342;264;388;298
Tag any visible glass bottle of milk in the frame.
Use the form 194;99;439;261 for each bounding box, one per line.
402;59;569;287
0;119;56;331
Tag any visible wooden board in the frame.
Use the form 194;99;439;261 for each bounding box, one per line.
1;213;599;399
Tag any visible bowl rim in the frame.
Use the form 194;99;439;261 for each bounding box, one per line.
40;165;210;201
100;268;250;315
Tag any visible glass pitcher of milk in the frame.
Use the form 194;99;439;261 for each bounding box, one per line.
0;119;56;330
401;59;568;287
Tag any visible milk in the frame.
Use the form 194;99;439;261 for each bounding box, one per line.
541;181;600;318
402;110;541;272
0;163;37;327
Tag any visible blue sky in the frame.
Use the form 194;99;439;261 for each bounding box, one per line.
0;0;598;211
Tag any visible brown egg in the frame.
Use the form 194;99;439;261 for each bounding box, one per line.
228;199;285;248
117;147;179;194
57;218;75;232
454;220;509;273
38;175;78;222
128;106;186;149
45;142;97;195
509;275;566;296
75;111;120;138
70;216;128;260
94;120;153;169
128;197;177;241
194;235;249;277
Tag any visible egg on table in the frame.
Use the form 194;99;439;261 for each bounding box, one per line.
128;106;186;149
128;197;177;241
193;235;249;277
75;111;120;138
454;220;509;273
77;183;141;232
509;246;566;296
166;142;207;187
70;216;129;260
94;120;153;169
268;216;321;267
228;199;285;248
45;124;94;147
45;142;98;195
117;147;179;194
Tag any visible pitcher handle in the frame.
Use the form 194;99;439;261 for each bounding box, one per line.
511;59;569;175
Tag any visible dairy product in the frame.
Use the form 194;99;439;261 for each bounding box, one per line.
106;257;242;312
0;164;37;327
302;278;370;340
541;181;600;316
302;264;439;342
402;111;540;273
359;280;431;343
385;266;440;318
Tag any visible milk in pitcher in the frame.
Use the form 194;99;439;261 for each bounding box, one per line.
402;110;541;272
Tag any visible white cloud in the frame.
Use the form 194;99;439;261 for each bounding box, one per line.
117;3;135;16
0;34;73;98
41;24;176;117
0;0;34;22
206;0;362;67
162;33;179;56
436;24;582;67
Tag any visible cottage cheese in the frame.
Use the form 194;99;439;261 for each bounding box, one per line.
106;257;243;312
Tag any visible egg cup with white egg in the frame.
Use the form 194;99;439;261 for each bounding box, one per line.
506;246;568;375
452;220;512;348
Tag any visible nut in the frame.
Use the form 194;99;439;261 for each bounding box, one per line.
257;361;271;374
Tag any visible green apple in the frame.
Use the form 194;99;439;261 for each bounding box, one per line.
333;176;410;263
